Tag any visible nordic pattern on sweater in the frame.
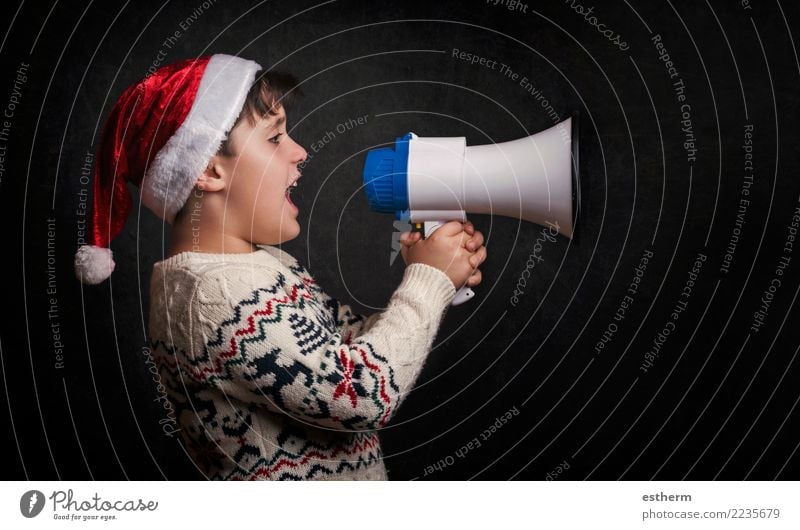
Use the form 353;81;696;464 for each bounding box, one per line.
148;245;455;480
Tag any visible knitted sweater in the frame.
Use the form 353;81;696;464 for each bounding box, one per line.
147;244;456;480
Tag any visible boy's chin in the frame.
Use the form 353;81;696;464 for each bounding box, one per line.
277;225;301;244
280;234;299;244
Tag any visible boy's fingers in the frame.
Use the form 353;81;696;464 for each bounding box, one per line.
436;220;467;237
400;231;418;244
469;247;487;267
467;269;482;287
467;231;484;251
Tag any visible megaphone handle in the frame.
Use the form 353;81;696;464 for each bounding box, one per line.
421;220;475;306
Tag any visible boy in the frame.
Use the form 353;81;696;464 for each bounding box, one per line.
75;54;487;480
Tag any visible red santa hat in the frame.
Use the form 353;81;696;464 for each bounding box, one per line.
74;54;261;284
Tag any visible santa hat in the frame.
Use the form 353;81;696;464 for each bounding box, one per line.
74;54;261;285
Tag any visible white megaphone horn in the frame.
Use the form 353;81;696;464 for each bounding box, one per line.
362;112;580;306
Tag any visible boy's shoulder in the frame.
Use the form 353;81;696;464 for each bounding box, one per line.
151;245;298;277
150;246;308;308
256;244;302;270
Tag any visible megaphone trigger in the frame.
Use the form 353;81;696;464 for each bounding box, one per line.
422;220;446;239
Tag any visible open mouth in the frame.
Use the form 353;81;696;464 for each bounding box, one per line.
285;182;298;210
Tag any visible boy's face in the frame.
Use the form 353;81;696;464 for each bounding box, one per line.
214;105;307;245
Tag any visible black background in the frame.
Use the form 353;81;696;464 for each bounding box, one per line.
1;0;799;480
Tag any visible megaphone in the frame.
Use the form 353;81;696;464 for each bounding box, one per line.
362;113;580;306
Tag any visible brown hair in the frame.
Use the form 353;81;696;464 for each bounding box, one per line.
217;70;303;156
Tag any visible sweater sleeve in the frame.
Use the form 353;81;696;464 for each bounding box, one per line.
265;248;383;339
190;262;456;431
297;269;382;340
315;294;383;343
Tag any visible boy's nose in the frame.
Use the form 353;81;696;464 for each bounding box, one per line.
294;141;308;164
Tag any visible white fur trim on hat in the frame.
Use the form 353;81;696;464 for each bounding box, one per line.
74;245;115;285
140;54;261;225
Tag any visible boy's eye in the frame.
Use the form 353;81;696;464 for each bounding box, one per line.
268;133;283;144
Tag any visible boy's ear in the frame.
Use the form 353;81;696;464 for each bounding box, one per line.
196;156;227;192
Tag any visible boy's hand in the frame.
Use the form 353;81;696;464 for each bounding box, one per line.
400;220;487;290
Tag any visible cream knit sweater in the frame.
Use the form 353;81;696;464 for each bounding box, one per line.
148;244;456;480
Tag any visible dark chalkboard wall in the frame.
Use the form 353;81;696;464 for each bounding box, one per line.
2;0;799;480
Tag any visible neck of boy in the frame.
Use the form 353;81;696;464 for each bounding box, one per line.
167;229;258;258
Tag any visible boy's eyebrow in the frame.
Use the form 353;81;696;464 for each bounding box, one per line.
266;115;286;130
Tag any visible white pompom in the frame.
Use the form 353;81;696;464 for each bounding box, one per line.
74;245;115;285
